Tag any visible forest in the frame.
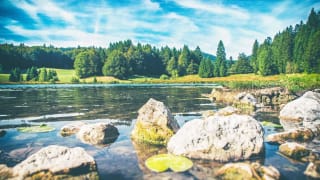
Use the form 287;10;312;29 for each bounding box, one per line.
0;8;319;81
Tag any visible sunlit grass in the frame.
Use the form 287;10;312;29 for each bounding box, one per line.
1;69;319;93
0;74;9;83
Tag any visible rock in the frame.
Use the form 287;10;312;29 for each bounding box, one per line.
131;98;179;145
215;106;240;116
167;114;264;162
279;91;320;130
215;162;280;180
279;142;310;159
208;87;237;103
60;121;87;136
266;127;315;144
0;130;6;137
304;162;320;179
77;123;119;146
0;164;13;179
201;110;216;118
234;92;257;106
12;145;97;179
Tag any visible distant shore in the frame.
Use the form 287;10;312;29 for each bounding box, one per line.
1;69;319;93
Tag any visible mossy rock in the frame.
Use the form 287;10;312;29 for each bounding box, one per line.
17;124;55;133
279;142;310;160
131;121;174;145
145;154;193;173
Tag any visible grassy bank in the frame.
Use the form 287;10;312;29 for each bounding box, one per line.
0;69;319;93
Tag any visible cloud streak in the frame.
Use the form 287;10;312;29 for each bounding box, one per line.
0;0;319;58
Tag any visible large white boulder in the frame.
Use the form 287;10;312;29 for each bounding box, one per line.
13;145;97;179
280;91;320;130
167;114;264;162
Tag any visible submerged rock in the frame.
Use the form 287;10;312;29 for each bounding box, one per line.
266;127;315;144
215;162;280;180
12;145;97;179
0;164;13;179
304;162;320;179
167;114;264;162
60;121;87;136
280;91;320;130
279;142;310;160
77;123;119;146
215;106;240;116
0;130;6;137
131;98;179;145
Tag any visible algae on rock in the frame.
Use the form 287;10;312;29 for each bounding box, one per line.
131;98;179;145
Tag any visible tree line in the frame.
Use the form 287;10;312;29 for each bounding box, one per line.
250;8;320;75
1;8;319;81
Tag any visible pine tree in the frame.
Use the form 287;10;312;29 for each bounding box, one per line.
215;40;227;77
9;68;22;82
257;37;274;76
250;40;259;73
178;45;190;76
39;68;48;82
186;60;199;75
166;56;178;77
198;58;213;78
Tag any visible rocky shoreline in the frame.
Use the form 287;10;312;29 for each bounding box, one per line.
1;87;319;179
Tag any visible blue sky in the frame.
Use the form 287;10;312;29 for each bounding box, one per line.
0;0;319;58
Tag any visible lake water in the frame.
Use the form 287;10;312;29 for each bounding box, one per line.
0;84;308;179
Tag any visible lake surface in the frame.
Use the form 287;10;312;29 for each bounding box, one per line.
0;84;309;179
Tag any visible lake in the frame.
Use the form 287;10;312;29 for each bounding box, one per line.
0;84;308;179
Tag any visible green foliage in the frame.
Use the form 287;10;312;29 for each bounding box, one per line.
0;64;2;73
93;76;97;83
186;61;199;75
253;8;320;76
232;53;253;74
250;40;259;73
280;74;320;93
198;58;214;78
38;68;47;82
71;76;80;83
215;40;227;77
166;57;178;77
26;66;38;81
103;50;129;79
160;74;169;80
74;50;101;78
9;68;22;82
145;154;193;173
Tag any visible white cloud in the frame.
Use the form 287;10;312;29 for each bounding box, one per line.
4;0;319;59
172;0;250;20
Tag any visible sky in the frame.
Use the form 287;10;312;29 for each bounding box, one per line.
0;0;319;58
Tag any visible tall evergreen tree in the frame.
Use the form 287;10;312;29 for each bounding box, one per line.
250;40;259;73
257;37;274;76
178;45;190;76
198;58;214;78
38;68;48;82
9;68;22;82
215;40;227;77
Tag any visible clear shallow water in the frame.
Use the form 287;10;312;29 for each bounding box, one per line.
0;84;308;179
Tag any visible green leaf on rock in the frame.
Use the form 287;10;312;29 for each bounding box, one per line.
17;124;55;133
261;121;283;129
145;154;193;173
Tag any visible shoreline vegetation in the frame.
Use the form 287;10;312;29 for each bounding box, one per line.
0;68;319;93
